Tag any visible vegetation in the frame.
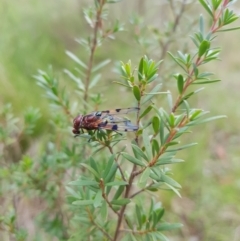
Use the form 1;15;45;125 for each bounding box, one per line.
1;0;240;241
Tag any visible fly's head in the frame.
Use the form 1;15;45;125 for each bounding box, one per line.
72;115;83;135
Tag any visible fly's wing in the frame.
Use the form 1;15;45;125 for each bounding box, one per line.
87;107;139;131
100;107;139;115
98;121;138;132
98;115;138;132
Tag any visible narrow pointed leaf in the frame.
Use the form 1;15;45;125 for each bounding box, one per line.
92;59;111;72
100;201;108;221
133;85;141;101
113;185;125;200
177;74;184;94
138;167;150;188
80;163;100;179
142;129;152;159
72;200;94;206
139;105;153;119
132;144;149;162
122;152;145;166
198;0;213;17
66;51;87;69
105;181;128;186
166;142;198;152
111;198;131;206
152;116;160;134
93;190;103;208
198;40;210;57
157;222;183;231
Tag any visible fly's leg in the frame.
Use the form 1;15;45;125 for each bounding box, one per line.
74;128;84;138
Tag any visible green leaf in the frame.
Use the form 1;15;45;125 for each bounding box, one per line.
100;201;108;222
133;85;141;101
139;105;153;119
138;57;144;81
72;200;94;206
125;60;132;76
92;59;111;72
111;198;131;206
138;167;150;188
125;215;134;230
169;113;175;128
198;0;214;17
192;63;199;77
103;155;115;178
193;79;221;84
143;56;148;76
188;115;227;126
93;190;103;208
190;109;203;120
152;116;160;134
166;142;198;152
80;163;100;179
168;52;187;72
132;144;149;162
65;186;80;199
105;181;128;186
156;158;184;166
177;74;184;94
152;139;160;156
164;182;181;198
159;118;165;146
199;14;204;34
183;100;190;117
149;232;169;241
212;0;222;10
63;69;84;90
122;152;145;166
198;40;210;57
179;87;204;105
142;129;152;159
113;185;125;200
89;74;101;89
141;84;162;104
156;208;165;221
218;26;240;32
66;51;87;69
162;175;181;188
135;205;142;229
157;222;183;231
104;162;118;183
90;157;99;173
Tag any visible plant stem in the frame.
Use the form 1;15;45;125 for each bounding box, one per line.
83;0;104;112
113;106;141;241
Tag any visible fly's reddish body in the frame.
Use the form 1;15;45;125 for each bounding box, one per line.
72;107;139;136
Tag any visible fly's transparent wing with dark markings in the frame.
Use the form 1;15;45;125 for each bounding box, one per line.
97;109;139;131
98;122;138;132
100;107;139;115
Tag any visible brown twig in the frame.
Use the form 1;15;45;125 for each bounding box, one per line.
86;207;114;241
113;105;141;241
129;181;154;199
99;179;120;217
83;0;104;112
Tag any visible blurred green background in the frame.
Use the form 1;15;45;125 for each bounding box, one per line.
1;0;240;240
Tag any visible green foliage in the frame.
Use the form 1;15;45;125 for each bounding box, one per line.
0;0;240;241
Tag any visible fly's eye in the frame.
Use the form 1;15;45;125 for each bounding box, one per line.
95;111;102;117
